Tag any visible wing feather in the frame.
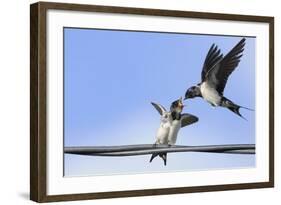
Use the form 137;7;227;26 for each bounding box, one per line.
151;102;166;115
216;38;246;94
201;44;223;82
203;38;246;95
181;113;199;128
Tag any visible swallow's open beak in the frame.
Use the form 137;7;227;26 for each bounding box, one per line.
178;102;184;110
178;97;184;109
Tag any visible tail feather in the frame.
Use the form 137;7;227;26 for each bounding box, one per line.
160;153;167;166
240;105;254;111
228;106;247;120
221;97;253;120
149;153;167;166
149;153;158;163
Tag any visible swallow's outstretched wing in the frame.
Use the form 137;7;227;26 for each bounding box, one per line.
203;38;246;95
151;102;166;115
201;44;223;83
181;113;199;128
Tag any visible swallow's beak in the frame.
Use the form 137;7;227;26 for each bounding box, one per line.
184;92;191;100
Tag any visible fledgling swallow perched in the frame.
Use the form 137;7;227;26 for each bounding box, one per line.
150;97;198;165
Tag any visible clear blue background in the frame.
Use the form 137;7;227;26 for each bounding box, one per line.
64;28;255;177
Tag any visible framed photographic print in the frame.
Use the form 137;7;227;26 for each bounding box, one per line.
30;1;274;202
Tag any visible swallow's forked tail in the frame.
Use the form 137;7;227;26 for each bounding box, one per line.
221;97;254;120
149;153;167;166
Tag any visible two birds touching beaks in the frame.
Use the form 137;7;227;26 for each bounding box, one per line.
150;38;254;166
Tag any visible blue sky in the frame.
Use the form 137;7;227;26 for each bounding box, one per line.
63;28;255;176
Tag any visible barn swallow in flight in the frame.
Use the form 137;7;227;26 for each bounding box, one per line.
184;38;253;119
